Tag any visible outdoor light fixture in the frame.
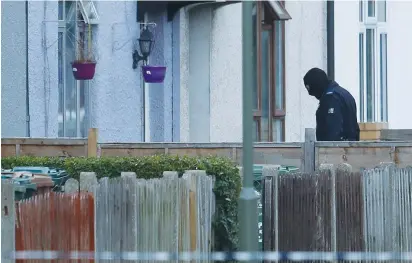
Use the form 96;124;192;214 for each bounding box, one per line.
132;26;155;69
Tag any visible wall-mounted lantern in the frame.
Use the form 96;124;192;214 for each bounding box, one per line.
132;25;166;83
132;27;154;69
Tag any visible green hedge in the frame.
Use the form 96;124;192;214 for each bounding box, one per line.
1;155;241;251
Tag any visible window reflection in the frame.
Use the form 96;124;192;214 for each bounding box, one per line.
366;29;375;122
272;119;284;142
380;34;388;122
274;21;284;111
252;2;258;111
368;0;375;17
79;81;88;137
65;11;77;137
261;30;270;142
58;0;64;20
58;0;89;138
58;32;64;137
359;33;364;122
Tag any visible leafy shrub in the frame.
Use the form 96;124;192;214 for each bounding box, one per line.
1;155;241;251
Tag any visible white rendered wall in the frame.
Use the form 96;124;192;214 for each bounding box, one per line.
284;1;327;142
210;3;243;142
386;1;412;129
334;1;360;118
178;3;243;143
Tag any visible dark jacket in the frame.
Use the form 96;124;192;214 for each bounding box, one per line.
316;81;360;141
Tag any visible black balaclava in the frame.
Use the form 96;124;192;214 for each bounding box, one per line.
303;68;330;100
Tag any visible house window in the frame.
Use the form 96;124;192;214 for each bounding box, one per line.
253;1;286;142
359;0;388;122
58;0;91;137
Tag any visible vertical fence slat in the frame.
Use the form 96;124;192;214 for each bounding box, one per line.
262;174;272;257
2;180;15;263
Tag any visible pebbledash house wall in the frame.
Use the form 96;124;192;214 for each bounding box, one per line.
17;1;179;143
9;1;224;143
25;1;144;142
1;1;28;138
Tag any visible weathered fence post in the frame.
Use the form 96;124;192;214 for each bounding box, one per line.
262;166;279;256
184;171;200;259
183;170;213;262
87;128;98;157
1;180;15;263
319;163;337;258
64;178;80;193
121;172;137;179
80;172;98;192
303;128;316;173
163;171;179;179
318;162;353;262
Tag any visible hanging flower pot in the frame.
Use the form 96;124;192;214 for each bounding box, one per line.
71;61;96;80
142;65;166;83
71;22;97;80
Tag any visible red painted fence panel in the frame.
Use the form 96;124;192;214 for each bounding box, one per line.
15;192;95;263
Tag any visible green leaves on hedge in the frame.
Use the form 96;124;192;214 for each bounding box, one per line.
1;155;241;251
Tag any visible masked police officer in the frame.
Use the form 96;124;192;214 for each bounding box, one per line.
303;68;360;141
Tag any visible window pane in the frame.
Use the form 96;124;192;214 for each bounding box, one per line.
66;1;75;19
366;29;375;122
377;0;386;22
368;0;375;17
79;81;88;137
58;0;64;20
253;118;259;142
252;2;258;110
58;32;64;137
359;33;364;122
65;15;77;137
80;27;90;137
380;33;388;122
272;118;284;142
261;30;270;142
274;21;284;111
359;0;363;22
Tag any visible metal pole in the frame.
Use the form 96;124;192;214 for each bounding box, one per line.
239;1;259;261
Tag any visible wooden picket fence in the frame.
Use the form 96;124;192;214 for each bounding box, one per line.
2;170;215;263
15;192;95;263
4;164;412;262
262;164;412;256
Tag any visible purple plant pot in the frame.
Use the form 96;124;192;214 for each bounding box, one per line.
142;66;166;83
71;61;96;80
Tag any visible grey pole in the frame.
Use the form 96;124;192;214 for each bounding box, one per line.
239;0;259;261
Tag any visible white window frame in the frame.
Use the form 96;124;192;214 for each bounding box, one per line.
78;0;99;25
58;0;93;138
359;0;387;123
